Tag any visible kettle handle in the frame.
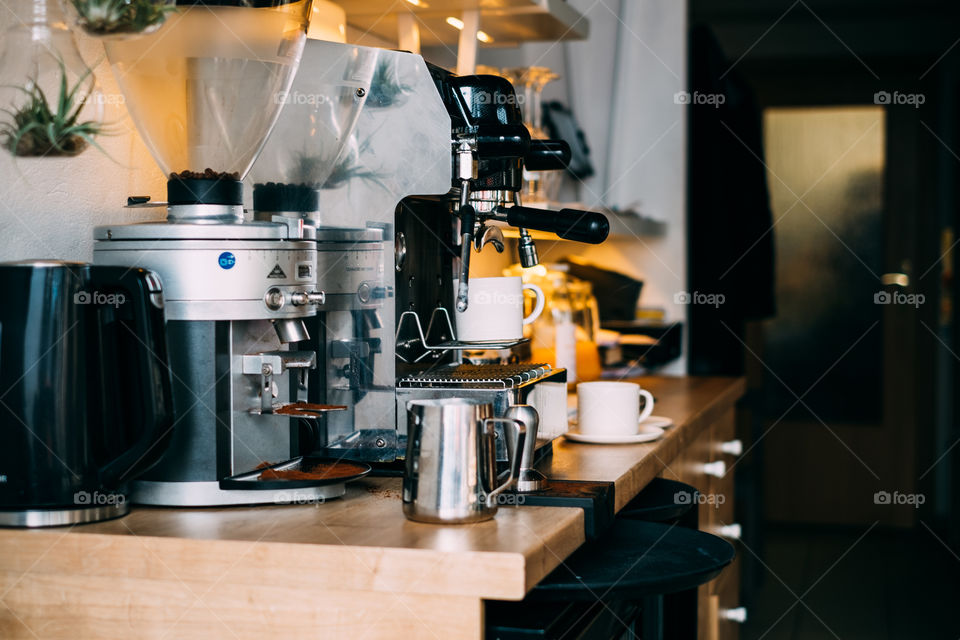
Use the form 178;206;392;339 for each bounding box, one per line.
482;418;526;507
90;268;175;486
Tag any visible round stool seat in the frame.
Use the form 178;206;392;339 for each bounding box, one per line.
529;520;734;602
618;477;699;522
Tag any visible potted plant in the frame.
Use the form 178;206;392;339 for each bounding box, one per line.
67;0;177;37
1;61;106;157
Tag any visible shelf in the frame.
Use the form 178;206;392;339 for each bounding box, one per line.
338;0;589;48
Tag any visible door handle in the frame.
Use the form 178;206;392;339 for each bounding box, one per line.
881;273;909;287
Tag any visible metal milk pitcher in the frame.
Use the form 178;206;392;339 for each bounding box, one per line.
403;398;526;524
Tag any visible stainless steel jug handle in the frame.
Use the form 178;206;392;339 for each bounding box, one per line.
482;418;526;507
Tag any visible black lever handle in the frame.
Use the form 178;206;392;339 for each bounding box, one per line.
500;206;610;244
524;140;571;171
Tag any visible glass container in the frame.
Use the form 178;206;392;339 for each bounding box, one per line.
505;262;603;383
501;66;561;203
102;0;311;181
249;41;377;213
63;0;176;39
0;0;104;158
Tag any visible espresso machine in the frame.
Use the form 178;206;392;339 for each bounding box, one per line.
391;69;609;466
90;0;356;506
249;40;609;468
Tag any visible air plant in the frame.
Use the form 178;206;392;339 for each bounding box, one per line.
1;61;106;157
71;0;177;36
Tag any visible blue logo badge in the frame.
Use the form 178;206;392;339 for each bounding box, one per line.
218;252;236;269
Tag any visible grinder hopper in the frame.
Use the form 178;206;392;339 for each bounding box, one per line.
248;40;378;218
102;0;312;217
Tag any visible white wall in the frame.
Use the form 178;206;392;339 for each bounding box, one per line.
0;0;167;263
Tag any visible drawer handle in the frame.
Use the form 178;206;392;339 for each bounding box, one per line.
721;607;747;623
719;439;743;456
701;460;726;478
716;523;741;540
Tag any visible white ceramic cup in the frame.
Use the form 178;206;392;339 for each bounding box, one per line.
454;276;545;342
576;381;655;436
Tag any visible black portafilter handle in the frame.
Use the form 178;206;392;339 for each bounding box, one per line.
499;205;610;244
524;139;571;171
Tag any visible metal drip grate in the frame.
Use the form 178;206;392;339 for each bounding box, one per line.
398;363;553;389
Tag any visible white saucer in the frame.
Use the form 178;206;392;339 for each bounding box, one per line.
643;415;674;429
567;414;675;430
564;425;665;444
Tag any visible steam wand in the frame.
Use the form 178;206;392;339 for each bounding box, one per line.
455;138;477;312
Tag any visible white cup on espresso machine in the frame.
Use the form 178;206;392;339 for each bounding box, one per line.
453;276;544;342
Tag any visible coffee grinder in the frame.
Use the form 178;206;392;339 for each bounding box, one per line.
91;0;356;506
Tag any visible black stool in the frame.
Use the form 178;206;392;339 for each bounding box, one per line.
487;520;734;640
618;477;699;526
617;478;704;638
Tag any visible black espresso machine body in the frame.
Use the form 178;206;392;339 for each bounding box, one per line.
0;262;174;526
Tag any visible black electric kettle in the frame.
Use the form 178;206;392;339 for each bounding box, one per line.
0;261;174;526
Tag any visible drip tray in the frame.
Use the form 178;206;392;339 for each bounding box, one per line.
219;456;371;491
398;363;555;389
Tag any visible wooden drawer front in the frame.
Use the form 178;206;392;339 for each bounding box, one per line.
716;556;744;640
713;408;739;527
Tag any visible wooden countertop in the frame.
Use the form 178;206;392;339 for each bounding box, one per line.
0;376;744;614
